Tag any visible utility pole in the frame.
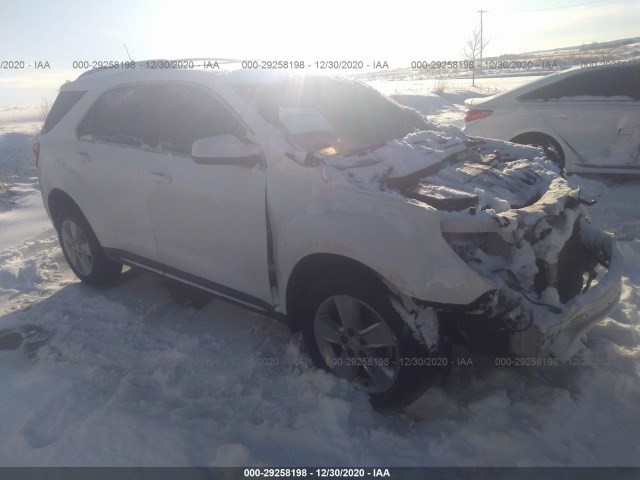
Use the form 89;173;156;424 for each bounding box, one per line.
477;10;487;73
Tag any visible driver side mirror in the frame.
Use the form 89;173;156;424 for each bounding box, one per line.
191;135;263;167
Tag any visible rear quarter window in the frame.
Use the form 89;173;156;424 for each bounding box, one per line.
41;90;86;134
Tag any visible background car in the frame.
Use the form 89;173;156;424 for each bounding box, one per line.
463;63;640;173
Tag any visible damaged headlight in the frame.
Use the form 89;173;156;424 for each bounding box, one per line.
442;232;514;264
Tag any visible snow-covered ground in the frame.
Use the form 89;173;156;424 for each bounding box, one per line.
1;85;639;467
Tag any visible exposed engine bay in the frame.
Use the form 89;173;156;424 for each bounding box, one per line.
310;129;622;359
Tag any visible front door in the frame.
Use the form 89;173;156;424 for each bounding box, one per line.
144;83;273;305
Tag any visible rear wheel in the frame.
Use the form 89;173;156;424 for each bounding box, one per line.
511;133;565;170
300;273;439;409
56;207;122;286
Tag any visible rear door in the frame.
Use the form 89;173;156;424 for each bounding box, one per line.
144;83;273;306
73;84;160;261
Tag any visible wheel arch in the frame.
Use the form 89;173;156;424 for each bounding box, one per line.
285;253;386;332
510;131;565;162
510;130;558;143
47;188;85;230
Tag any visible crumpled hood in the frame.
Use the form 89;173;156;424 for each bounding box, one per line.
319;127;468;183
410;157;559;212
317;127;561;212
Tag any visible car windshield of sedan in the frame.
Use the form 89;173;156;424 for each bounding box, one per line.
233;76;427;153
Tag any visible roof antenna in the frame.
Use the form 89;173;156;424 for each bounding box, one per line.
123;43;134;62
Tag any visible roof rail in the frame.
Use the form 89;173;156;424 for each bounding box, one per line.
77;58;243;79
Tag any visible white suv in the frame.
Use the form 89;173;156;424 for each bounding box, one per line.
36;65;622;408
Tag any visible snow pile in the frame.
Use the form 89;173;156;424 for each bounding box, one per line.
2;244;640;466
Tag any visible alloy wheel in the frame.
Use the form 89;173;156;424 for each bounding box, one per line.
313;295;401;393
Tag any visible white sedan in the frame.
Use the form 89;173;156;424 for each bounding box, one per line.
463;64;640;174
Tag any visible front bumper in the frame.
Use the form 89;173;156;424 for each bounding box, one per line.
509;225;622;359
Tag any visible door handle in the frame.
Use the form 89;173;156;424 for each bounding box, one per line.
76;152;91;164
149;172;172;184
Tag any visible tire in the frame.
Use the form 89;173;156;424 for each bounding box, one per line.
512;133;565;170
55;207;122;286
300;273;439;410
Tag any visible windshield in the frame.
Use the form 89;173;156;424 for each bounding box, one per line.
233;76;427;153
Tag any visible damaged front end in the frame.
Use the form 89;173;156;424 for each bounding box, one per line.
309;125;622;360
423;145;622;360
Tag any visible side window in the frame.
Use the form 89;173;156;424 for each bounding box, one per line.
76;102;96;139
519;66;640;101
78;85;158;146
156;84;245;155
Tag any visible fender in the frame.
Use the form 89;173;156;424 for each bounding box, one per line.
266;157;494;312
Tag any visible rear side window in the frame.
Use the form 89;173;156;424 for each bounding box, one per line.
519;65;640;101
155;84;245;155
42;90;86;134
77;85;159;146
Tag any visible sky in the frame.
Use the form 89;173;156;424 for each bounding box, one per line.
1;0;639;107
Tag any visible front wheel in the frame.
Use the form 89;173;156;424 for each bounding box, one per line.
300;273;439;409
56;207;122;286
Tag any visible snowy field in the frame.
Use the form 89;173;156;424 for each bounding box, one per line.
0;77;639;467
